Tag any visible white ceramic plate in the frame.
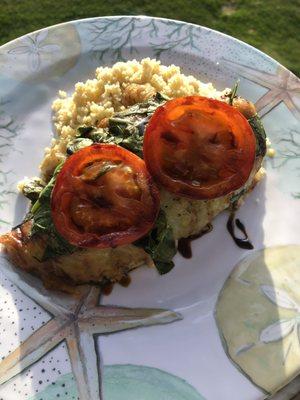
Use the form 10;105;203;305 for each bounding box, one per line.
0;16;300;400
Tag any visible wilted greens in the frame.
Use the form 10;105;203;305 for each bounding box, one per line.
29;164;76;261
69;92;169;158
135;210;176;274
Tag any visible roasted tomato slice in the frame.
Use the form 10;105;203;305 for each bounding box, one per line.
51;144;160;248
143;96;256;199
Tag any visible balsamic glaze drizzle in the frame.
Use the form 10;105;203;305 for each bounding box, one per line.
226;212;254;250
178;223;213;258
103;213;252;289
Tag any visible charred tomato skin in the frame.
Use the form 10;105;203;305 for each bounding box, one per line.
143;96;256;200
51;144;160;248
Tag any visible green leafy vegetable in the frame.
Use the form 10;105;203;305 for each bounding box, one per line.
66;137;94;155
226;81;266;157
113;92;169;119
229;187;247;209
230;114;266;208
77;126;94;136
135;210;177;275
108;117;145;157
81;162;117;182
75;92;168;158
228;80;239;105
30;164;76;261
20;177;45;203
248;114;267;157
75;123;144;157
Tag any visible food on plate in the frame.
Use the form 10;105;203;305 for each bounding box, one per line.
51;144;160;248
0;59;267;292
143;96;256;199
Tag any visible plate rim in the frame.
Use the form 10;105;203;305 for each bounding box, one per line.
0;14;295;77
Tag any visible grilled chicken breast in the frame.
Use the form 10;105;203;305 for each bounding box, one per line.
0;221;150;293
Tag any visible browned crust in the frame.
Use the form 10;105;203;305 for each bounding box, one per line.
0;221;149;294
0;221;81;293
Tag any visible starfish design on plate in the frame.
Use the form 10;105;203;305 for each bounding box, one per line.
0;258;181;399
7;30;60;72
222;59;300;120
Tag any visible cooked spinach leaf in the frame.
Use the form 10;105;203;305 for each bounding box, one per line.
229;115;266;208
20;177;45;203
135;210;177;275
226;81;266;157
229;187;247;209
108;117;145;157
228;80;239;105
248;114;267;157
77;126;94;136
75;92;168;158
81;162;117;182
30;164;76;261
75;123;144;157
66;137;94;155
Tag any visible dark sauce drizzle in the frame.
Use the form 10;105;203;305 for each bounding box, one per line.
178;223;213;258
102;212;252;292
226;212;253;250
